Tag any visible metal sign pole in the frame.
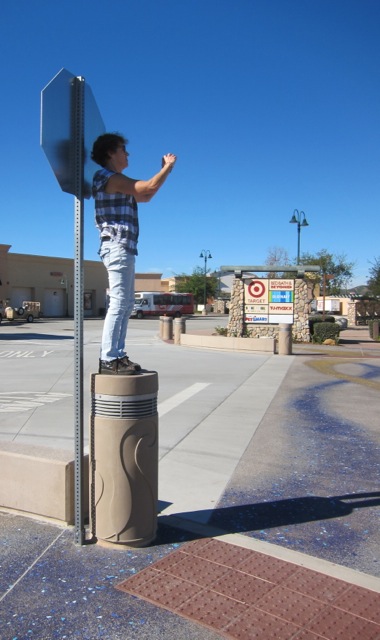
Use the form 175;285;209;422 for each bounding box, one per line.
41;68;106;545
73;76;85;545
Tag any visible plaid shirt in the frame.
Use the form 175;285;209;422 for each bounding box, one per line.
92;168;139;255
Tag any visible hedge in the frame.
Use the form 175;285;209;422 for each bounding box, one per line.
312;322;341;344
309;314;335;336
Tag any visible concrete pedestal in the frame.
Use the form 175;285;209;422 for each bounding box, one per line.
278;323;292;355
90;372;158;547
174;317;186;344
160;316;173;340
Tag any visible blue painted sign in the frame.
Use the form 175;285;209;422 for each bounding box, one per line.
269;290;293;303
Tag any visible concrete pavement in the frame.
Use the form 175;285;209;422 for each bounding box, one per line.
1;318;379;639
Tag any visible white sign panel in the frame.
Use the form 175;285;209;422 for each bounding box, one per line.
269;315;294;324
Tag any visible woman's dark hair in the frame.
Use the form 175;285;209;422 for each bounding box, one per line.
91;132;128;167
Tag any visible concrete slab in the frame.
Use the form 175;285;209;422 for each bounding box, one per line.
0;442;88;524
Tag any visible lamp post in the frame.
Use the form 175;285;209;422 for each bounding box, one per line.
199;249;212;315
289;209;309;264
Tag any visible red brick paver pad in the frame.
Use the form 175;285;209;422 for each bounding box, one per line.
116;538;380;639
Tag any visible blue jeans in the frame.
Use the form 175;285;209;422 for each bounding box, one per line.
99;241;135;361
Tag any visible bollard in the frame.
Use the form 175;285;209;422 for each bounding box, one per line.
90;372;158;547
278;323;292;355
161;316;173;340
373;320;379;341
174;316;186;344
159;316;164;339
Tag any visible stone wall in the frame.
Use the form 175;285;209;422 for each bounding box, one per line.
227;277;313;342
347;300;380;326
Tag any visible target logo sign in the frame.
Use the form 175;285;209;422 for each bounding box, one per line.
248;280;266;298
245;279;268;304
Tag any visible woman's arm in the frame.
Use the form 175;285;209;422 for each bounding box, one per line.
106;154;177;202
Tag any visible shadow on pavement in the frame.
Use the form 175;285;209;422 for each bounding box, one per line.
156;492;380;545
0;332;74;341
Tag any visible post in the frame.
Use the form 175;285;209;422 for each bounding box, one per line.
372;320;379;341
73;76;86;546
161;316;173;340
90;372;158;547
174;317;186;344
278;323;292;355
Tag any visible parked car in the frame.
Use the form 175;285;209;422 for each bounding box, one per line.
1;301;41;324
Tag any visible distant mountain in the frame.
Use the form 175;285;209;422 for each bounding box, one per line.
349;284;369;296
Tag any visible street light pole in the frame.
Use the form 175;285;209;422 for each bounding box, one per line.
199;249;212;314
289;209;309;264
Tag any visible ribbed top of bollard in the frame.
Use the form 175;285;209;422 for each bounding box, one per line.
92;371;158;396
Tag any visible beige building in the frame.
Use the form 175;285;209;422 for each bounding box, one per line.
0;244;168;318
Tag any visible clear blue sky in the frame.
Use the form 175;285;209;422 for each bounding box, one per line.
1;0;379;287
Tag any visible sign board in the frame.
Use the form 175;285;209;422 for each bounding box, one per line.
40;68;105;199
245;304;267;313
269;279;294;290
268;304;293;314
269;290;293;303
244;279;268;305
269;315;293;324
244;278;295;324
245;314;269;323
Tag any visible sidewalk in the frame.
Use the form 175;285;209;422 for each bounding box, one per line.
1;322;379;639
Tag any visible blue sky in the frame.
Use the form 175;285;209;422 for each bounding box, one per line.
1;0;379;287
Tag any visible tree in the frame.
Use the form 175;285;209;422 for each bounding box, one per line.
367;257;380;296
264;246;291;278
175;267;218;304
300;249;355;294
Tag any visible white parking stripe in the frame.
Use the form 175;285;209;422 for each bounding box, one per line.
159;357;294;520
158;383;210;417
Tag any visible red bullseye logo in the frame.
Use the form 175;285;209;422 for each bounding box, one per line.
248;280;266;298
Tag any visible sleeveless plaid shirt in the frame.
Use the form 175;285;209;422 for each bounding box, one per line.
92;168;139;255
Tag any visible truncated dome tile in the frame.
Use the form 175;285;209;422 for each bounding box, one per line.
226;605;301;639
188;537;253;566
332;584;380;624
116;538;380;640
178;588;247;630
282;567;350;602
119;571;200;609
211;569;275;604
236;551;298;583
254;585;326;625
306;605;380;639
164;552;230;586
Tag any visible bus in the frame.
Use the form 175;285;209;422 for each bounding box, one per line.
131;292;194;319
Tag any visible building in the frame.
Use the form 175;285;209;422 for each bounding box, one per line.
0;244;167;318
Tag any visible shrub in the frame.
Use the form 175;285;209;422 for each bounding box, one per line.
309;314;335;335
312;322;340;344
214;326;228;336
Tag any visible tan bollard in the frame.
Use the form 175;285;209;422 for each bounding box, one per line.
159;316;164;338
174;317;186;344
278;323;292;355
90;372;158;547
161;316;173;340
373;320;379;341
